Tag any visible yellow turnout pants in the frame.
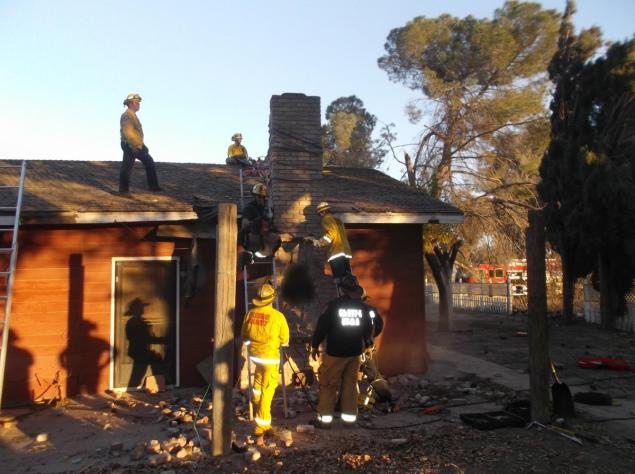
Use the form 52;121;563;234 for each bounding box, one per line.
251;360;279;435
317;354;361;424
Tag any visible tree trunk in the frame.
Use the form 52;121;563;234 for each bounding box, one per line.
404;152;417;188
598;251;619;329
561;256;575;324
425;240;461;332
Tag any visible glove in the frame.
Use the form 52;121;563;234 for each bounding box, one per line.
311;347;320;361
304;236;315;244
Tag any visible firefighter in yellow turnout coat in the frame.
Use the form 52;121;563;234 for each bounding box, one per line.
241;283;289;436
310;201;353;279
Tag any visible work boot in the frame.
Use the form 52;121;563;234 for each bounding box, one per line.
309;419;331;430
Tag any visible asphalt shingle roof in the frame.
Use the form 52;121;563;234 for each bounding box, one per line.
0;160;461;220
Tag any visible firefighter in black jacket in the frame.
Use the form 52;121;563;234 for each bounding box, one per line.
239;183;275;266
311;275;373;429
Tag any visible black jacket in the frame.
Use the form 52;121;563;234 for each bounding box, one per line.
365;302;384;338
241;199;267;232
312;295;373;357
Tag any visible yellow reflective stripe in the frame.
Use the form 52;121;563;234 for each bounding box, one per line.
322;235;333;243
341;413;357;422
250;356;280;365
317;414;333;423
254;417;271;426
252;389;261;395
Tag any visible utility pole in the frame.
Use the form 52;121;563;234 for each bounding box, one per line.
526;209;550;422
212;203;237;456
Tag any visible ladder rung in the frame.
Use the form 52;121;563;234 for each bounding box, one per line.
0;186;19;188
0;272;10;275
0;165;23;168
0;207;17;210
0;248;13;253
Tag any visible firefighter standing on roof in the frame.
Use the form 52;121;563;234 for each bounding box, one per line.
119;93;162;194
309;201;353;280
241;283;289;437
311;275;373;429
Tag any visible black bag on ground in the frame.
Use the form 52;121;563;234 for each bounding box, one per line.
551;361;575;418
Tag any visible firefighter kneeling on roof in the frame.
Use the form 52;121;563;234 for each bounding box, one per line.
311;275;373;429
241;283;290;437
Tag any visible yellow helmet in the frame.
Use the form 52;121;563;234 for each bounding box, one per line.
316;201;330;214
252;283;276;307
252;183;267;197
232;132;243;141
123;93;142;106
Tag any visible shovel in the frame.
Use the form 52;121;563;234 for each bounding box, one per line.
551;361;575;418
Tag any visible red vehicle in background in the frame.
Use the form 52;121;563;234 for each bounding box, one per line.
461;260;528;295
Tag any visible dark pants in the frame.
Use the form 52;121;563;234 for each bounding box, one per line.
329;255;352;279
119;142;160;192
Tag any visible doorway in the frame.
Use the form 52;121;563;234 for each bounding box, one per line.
110;257;179;390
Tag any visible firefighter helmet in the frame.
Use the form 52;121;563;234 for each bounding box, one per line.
252;183;267;197
252;283;276;307
232;132;243;141
123;93;142;106
316;201;330;214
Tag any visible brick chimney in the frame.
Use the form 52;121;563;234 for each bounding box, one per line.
268;93;336;331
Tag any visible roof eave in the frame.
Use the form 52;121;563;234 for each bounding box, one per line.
21;210;198;225
336;212;464;225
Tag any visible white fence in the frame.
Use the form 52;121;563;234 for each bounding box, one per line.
426;282;513;315
583;282;635;332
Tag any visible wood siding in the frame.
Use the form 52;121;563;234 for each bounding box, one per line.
3;225;215;405
348;225;428;376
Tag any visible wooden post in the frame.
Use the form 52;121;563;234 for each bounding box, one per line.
212;203;237;456
526;209;550;422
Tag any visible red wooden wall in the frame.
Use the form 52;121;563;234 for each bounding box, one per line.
348;224;428;376
2;224;215;406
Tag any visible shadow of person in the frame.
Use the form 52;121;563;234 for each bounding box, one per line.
124;298;166;388
59;320;110;395
4;329;34;406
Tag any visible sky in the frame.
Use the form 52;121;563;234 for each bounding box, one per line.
1;0;633;180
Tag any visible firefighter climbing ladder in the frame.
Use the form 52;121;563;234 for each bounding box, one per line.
0;161;27;411
239;161;288;421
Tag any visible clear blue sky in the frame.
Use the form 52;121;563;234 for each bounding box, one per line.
1;1;633;179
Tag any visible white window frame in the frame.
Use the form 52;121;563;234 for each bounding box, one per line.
109;256;180;391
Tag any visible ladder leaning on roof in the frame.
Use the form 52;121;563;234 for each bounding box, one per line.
239;159;288;421
0;160;27;411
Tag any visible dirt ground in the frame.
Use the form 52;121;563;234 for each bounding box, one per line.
1;307;635;473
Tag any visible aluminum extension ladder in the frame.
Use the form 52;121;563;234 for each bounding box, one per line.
239;160;288;421
0;161;27;411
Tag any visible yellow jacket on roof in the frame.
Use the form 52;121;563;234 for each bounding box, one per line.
241;304;289;362
317;214;352;261
120;109;144;151
228;143;248;158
